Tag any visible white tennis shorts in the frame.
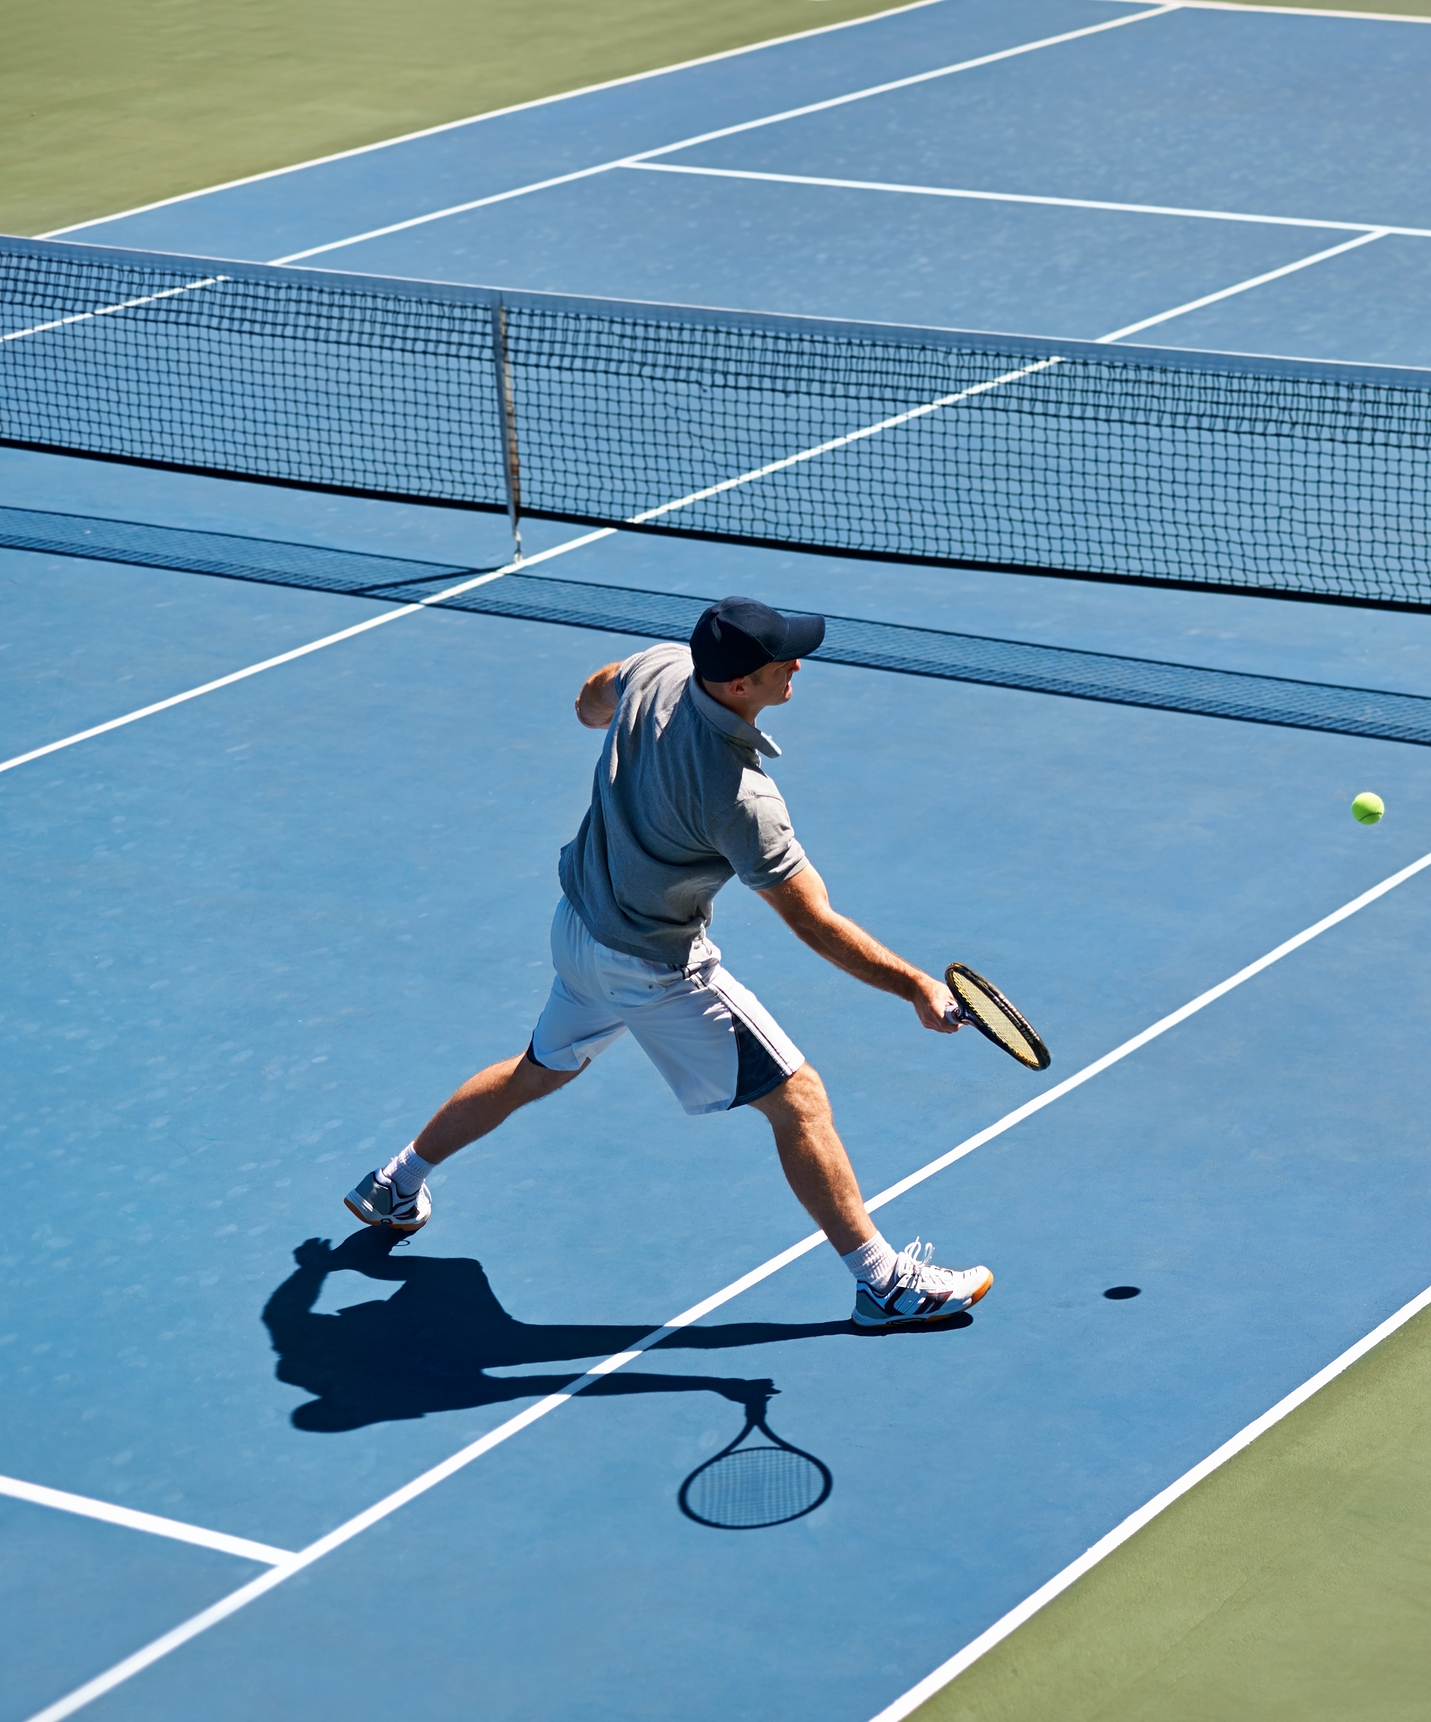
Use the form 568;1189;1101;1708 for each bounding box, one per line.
529;896;804;1115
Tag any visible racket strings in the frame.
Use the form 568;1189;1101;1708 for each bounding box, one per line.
946;962;1051;1070
960;988;1042;1066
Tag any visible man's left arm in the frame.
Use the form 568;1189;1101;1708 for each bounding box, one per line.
758;863;958;1033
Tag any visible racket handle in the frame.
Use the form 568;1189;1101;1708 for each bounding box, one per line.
944;1000;966;1026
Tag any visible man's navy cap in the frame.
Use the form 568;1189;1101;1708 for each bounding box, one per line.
689;596;826;682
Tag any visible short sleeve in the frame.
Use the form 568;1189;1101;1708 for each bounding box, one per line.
707;770;807;891
616;641;689;701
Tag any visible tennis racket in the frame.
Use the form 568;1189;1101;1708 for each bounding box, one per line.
944;962;1051;1071
678;1390;831;1531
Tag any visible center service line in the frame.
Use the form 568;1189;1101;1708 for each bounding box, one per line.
25;841;1431;1722
0;539;606;778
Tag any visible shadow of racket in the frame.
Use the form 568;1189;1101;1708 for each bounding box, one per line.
678;1387;831;1531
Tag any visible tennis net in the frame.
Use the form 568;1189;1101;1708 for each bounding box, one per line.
3;235;1430;609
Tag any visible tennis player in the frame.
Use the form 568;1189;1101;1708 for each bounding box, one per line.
344;597;992;1330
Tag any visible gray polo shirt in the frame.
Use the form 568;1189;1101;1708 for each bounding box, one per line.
559;642;808;966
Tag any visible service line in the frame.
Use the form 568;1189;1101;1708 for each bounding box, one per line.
24;839;1431;1722
625;161;1431;241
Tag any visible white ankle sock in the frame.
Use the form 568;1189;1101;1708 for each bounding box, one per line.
841;1232;898;1293
380;1142;435;1197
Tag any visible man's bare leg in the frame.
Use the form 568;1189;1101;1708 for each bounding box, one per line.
414;1053;582;1165
748;1064;875;1256
752;1063;993;1324
346;1052;581;1231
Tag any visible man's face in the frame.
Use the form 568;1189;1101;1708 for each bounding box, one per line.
745;657;800;709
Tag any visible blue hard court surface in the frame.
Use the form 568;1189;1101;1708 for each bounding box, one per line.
5;3;1431;1718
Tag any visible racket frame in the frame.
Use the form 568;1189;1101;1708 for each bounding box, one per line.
945;961;1052;1071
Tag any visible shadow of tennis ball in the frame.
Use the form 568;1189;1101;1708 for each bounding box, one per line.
1103;1286;1141;1300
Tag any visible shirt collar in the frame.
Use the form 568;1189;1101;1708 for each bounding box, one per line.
687;673;782;759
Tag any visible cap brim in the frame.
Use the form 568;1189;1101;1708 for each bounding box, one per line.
781;613;826;659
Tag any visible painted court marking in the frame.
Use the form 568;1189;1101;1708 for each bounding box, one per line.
0;364;1064;777
269;5;1176;264
40;1;1431;243
869;1273;1431;1721
1096;229;1390;341
625;161;1431;240
0;279;227;345
0;1474;291;1567
23;842;1431;1722
1103;0;1431;21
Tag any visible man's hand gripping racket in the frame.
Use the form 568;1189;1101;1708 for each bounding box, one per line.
942;961;1051;1071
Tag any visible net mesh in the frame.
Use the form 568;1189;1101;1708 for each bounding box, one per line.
4;237;1431;607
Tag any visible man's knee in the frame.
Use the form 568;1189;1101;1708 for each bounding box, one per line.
752;1060;830;1125
519;1042;585;1094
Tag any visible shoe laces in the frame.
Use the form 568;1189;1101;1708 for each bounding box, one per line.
897;1237;960;1293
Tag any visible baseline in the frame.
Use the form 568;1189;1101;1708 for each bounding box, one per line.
0;1474;291;1567
24;843;1431;1722
1124;1;1431;20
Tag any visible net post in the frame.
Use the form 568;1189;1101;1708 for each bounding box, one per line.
490;297;523;564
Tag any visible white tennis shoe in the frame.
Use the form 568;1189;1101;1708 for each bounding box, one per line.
344;1168;431;1233
852;1238;993;1330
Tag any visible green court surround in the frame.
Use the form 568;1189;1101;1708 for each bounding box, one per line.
917;1306;1431;1721
1;0;914;238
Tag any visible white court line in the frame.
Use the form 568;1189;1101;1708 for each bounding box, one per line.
0;358;1058;777
1097;229;1390;340
625;161;1431;240
0;1473;291;1566
24;841;1431;1722
0;553;584;778
269;5;1176;264
870;1273;1431;1721
37;0;958;239
628;358;1062;523
1106;0;1431;20
0;239;1379;777
1;226;1382;782
0;278;227;345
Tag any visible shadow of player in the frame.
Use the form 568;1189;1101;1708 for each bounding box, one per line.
263;1228;911;1433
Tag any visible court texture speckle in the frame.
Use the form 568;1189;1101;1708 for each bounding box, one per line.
4;2;1431;1719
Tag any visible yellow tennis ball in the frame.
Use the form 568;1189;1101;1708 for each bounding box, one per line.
1352;792;1384;825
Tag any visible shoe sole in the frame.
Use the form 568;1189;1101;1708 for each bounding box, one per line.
852;1269;993;1332
343;1195;427;1233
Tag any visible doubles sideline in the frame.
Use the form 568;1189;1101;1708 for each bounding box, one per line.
23;841;1431;1722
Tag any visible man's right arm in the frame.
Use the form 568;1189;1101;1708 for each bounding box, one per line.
576;661;623;729
758;863;958;1033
